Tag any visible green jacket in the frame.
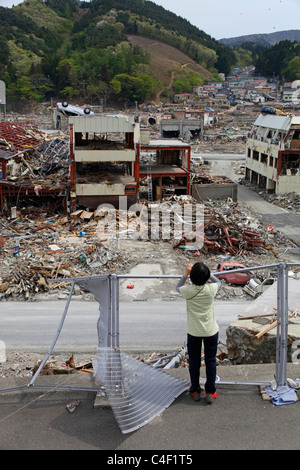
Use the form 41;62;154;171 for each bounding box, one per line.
178;279;219;337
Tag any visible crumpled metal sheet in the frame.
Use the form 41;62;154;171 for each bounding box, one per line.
93;347;190;434
76;277;111;348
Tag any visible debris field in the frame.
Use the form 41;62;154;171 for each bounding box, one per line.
0;194;296;301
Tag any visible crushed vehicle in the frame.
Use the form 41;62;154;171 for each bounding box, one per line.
261;106;276;115
243;276;276;298
216;262;253;286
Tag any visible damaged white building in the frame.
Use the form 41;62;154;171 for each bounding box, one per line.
245;114;300;195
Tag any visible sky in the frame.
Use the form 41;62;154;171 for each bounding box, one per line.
1;0;299;40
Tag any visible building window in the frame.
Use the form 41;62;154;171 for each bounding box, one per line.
269;156;274;167
253;150;259;161
281;154;300;175
261;153;268;164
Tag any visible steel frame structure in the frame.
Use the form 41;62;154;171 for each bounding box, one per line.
0;262;299;396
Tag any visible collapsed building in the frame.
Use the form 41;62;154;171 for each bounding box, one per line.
0;122;69;214
159;107;217;141
160;117;202;141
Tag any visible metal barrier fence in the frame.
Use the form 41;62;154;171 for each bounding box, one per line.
113;261;300;387
0;262;299;433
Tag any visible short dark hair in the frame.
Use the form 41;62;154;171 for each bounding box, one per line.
190;262;210;286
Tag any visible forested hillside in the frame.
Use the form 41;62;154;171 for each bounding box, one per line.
0;0;235;107
254;40;300;80
0;0;299;109
220;30;300;47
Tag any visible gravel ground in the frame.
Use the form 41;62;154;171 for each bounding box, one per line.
0;351;95;379
0;345;231;380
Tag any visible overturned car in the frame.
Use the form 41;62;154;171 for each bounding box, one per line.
56;102;94;117
54;102;94;129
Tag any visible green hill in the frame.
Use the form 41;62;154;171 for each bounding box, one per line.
220;30;300;47
0;0;235;108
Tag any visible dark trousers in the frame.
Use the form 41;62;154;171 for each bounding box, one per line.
187;332;218;394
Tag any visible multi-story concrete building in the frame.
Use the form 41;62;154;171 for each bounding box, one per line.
139;133;191;201
245;113;300;194
69;115;140;209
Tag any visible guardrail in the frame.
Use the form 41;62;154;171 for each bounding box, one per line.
0;261;299;395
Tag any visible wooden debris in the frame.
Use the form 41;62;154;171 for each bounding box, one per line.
80;210;94;221
66;353;75;369
256;320;278;338
30;353;94;376
255;309;299;338
238;313;277;320
70;210;83;219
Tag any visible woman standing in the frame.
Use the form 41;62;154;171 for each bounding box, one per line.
176;262;221;404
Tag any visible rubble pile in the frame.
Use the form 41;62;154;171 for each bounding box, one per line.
0;352;94;378
172;197;285;256
0;346;231;378
0;209;132;300
31;138;70;178
263;192;300;214
0;121;45;152
1;136;70;188
135;343;229;369
191;174;233;185
191;107;257;154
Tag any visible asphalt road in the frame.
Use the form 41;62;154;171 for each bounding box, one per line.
238;185;300;246
0;299;251;354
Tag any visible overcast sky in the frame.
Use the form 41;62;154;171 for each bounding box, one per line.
1;0;299;40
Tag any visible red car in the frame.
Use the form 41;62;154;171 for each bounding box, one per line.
216;262;252;286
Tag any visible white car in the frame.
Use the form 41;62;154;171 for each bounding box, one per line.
56;102;94;117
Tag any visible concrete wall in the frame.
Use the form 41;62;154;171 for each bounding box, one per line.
74;149;136;162
76;183;125;196
192;182;238;202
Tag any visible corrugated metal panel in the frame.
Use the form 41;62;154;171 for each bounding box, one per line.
69;116;135;133
291;116;300;126
254;114;291;131
93;347;189;434
76;277;111;347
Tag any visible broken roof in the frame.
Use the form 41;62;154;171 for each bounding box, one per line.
0;122;44;153
253;114;291;131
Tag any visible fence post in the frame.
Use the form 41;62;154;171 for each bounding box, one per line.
111;274;119;349
276;263;289;386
